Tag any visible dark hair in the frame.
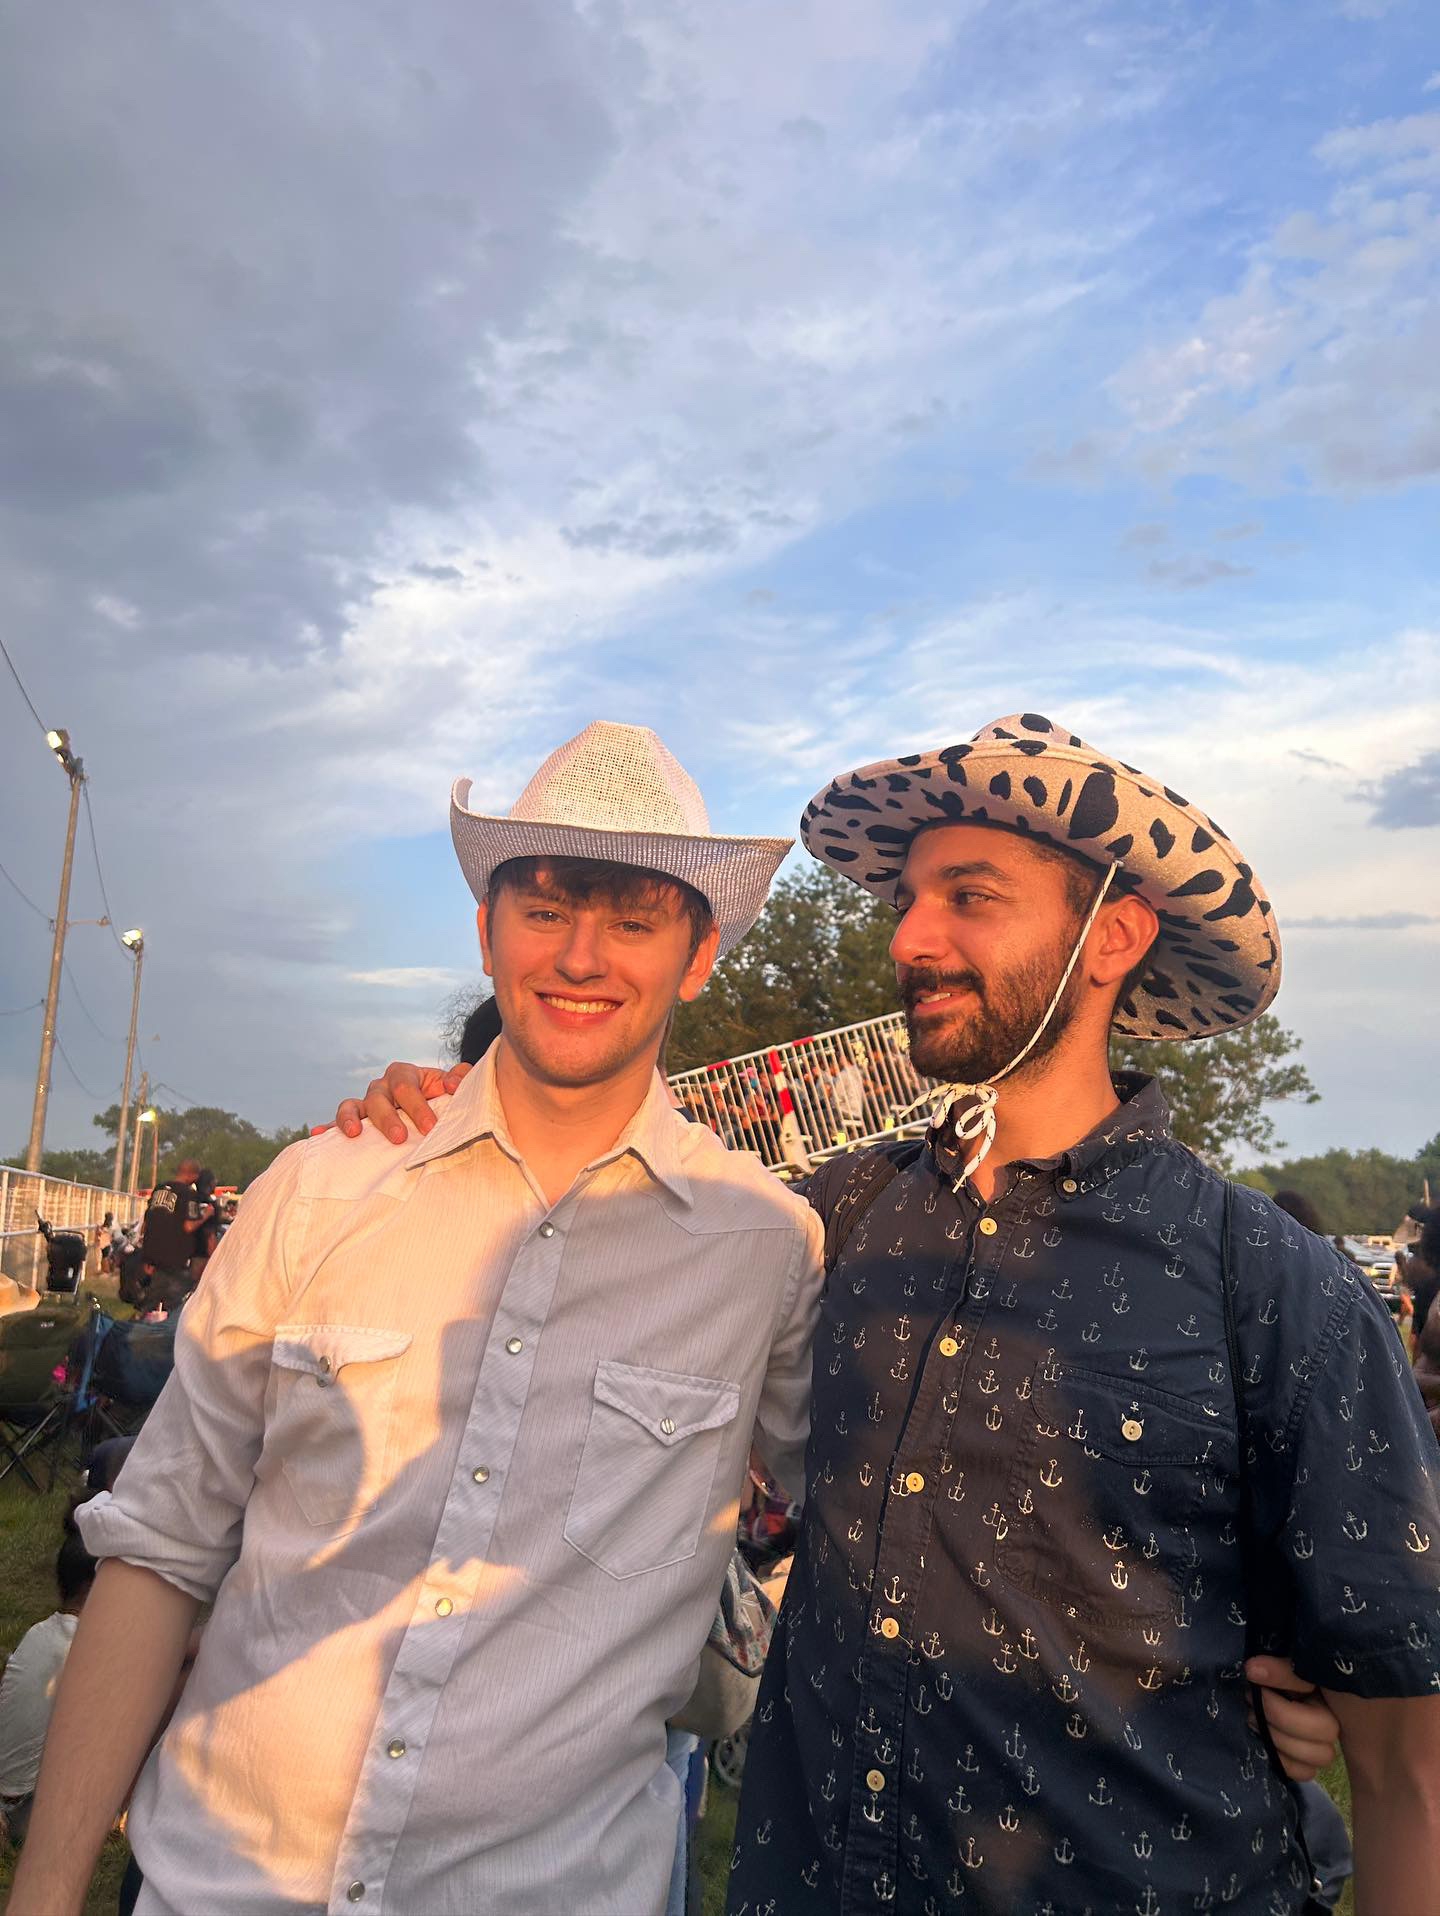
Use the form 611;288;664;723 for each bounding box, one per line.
1013;834;1152;1010
56;1528;97;1603
486;855;715;959
458;996;504;1066
1272;1188;1325;1235
195;1168;216;1202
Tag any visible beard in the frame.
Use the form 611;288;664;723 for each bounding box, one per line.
900;942;1085;1085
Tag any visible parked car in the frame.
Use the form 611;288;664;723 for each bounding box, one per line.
1340;1237;1404;1317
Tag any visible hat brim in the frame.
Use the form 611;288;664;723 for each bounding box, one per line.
451;781;791;958
800;731;1280;1041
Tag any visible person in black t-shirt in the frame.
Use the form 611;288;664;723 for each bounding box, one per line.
140;1160;211;1312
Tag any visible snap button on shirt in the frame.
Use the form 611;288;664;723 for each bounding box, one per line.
434;1597;453;1617
346;1884;365;1904
386;1740;406;1759
504;1336;523;1355
538;1222;555;1238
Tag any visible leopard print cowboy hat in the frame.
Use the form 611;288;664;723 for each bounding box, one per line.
800;712;1280;1042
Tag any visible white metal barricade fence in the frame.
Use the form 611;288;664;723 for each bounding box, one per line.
667;1010;936;1174
0;1166;133;1290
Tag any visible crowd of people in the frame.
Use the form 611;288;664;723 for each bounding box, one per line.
2;714;1437;1916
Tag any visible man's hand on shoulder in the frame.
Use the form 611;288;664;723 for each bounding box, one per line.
332;1061;470;1144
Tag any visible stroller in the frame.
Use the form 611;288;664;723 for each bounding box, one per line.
36;1212;87;1294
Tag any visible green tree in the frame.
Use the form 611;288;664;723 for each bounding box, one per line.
0;1144;116;1186
668;866;897;1069
1110;1014;1319;1169
1252;1134;1440;1236
84;1102;306;1191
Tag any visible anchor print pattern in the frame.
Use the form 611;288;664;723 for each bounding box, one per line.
729;1075;1440;1916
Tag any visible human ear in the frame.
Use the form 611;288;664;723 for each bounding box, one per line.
1090;894;1158;986
476;902;494;981
677;923;720;1002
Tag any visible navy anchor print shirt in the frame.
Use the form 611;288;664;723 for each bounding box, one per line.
729;1076;1440;1916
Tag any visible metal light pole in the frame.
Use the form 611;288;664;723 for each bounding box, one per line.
111;929;145;1205
25;729;85;1173
126;1071;150;1203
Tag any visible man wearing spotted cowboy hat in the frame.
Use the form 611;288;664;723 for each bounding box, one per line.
722;714;1440;1915
325;716;1368;1912
16;724;823;1916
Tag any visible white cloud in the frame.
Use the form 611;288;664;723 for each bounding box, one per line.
347;967;468;991
1101;108;1440;488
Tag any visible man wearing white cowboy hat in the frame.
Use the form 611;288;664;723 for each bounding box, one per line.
15;724;826;1916
720;713;1440;1916
327;716;1373;1910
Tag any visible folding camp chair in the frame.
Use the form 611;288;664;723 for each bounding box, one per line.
0;1304;85;1491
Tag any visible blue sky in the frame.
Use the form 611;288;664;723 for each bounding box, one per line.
1;0;1436;1164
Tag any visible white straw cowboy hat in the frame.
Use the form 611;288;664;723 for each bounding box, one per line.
450;721;792;957
801;711;1281;1041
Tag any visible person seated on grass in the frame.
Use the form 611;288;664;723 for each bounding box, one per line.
0;1522;98;1845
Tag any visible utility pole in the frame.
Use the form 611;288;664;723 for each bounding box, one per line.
149;1110;161;1192
25;729;85;1173
126;1071;150;1203
111;929;145;1205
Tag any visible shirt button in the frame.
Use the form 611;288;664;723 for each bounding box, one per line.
346;1886;365;1904
659;1417;676;1436
865;1768;886;1792
939;1337;959;1357
539;1222;556;1238
879;1617;900;1639
1061;1177;1079;1195
386;1739;406;1759
435;1596;454;1617
505;1336;524;1355
978;1217;998;1236
1122;1418;1144;1442
905;1471;925;1493
471;1466;490;1484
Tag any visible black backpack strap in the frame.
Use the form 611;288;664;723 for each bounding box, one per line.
817;1141;926;1274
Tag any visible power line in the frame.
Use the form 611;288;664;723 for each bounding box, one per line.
0;854;49;921
0;632;47;737
153;1080;207;1109
61;958;124;1046
53;1034;111;1101
0;1000;43;1017
81;784;127;953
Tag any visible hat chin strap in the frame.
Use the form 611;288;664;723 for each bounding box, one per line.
929;864;1118;1191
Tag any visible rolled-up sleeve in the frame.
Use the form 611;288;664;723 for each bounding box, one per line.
78;1141;306;1602
750;1202;824;1502
1265;1283;1440;1696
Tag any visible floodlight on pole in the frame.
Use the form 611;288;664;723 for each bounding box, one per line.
112;929;146;1208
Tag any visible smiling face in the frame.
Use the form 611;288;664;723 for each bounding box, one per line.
889;824;1106;1085
478;859;717;1091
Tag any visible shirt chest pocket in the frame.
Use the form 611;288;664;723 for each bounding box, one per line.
997;1363;1229;1630
565;1359;741;1579
265;1324;413;1530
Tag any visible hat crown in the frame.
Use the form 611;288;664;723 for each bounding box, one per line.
509;721;711;837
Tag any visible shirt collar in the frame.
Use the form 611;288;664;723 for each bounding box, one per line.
403;1042;693;1206
932;1071;1171;1187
